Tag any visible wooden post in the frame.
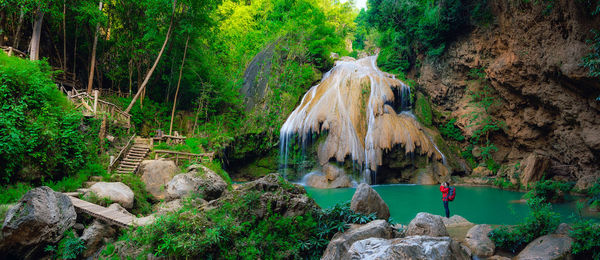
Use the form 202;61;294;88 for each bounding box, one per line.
175;154;178;165
7;47;13;56
93;90;98;113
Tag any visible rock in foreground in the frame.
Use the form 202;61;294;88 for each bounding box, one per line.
516;234;573;260
465;224;495;257
348;236;470;260
406;212;449;237
0;186;76;259
321;219;394;260
305;164;352;189
87;182;135;209
140;159;179;200
166;164;227;201
209;173;317;218
350;183;390;219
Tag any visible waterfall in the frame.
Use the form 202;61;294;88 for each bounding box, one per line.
280;56;443;184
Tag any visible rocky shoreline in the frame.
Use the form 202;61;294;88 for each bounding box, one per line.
0;167;583;259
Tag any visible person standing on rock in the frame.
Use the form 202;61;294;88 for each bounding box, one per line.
440;182;450;218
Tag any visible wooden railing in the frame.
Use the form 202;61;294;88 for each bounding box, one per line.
153;150;214;165
62;89;131;128
109;134;136;172
1;46;27;58
97;88;129;98
152;134;186;145
53;69;82;89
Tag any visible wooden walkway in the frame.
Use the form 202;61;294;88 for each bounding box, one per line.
67;196;133;227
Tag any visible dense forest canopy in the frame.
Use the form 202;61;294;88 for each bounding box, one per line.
0;0;357;184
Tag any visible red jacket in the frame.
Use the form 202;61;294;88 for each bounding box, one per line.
440;185;449;202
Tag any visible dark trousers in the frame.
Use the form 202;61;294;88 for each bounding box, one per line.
443;200;450;218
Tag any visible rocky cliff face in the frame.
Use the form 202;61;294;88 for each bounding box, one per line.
417;0;600;186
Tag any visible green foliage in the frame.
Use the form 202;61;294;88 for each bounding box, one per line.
440;118;465;141
525;179;573;203
461;145;477;169
110;173;154;216
0;204;12;223
57;229;86;259
570;220;600;259
0;53;99;184
470;0;494;26
362;0;482;73
415;93;433;126
492;177;517;190
588;178;600;209
0;162;106;204
488;197;560;253
120;177;374;259
301;202;377;259
582;29;600;78
81;191;113;207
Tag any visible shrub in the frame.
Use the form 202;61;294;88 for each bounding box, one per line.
109;173;154;216
488;197;560;253
525;179;573;203
0;53;99;184
588;178;600;209
122;191;374;258
56;229;86;259
570;220;600;259
440;118;465;141
300;202;377;259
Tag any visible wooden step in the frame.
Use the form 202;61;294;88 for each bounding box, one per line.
124;157;144;161
130;148;149;152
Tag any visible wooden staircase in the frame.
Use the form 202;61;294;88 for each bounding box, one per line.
116;139;150;174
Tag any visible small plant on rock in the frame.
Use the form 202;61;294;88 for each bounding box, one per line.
57;229;86;259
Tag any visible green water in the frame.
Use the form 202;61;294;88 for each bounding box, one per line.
305;184;597;225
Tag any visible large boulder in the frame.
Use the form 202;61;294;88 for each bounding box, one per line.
139;159;179;200
515;234;573;260
348;236;470;260
165;164;227;201
208;173;317;218
305;164;353;189
153;199;185;215
87;182;134;209
442;215;473;227
0;186;76;259
80;220;116;258
465;224;495;257
519;153;550;186
406;212;449;237
350;183;390;219
321;220;394;260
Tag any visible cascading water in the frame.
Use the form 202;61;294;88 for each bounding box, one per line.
280;56;444;184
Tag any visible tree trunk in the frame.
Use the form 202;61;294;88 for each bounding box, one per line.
124;0;177;114
13;8;24;49
86;1;103;93
29;8;44;61
72;23;78;81
169;35;189;135
0;10;5;46
63;0;67;70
